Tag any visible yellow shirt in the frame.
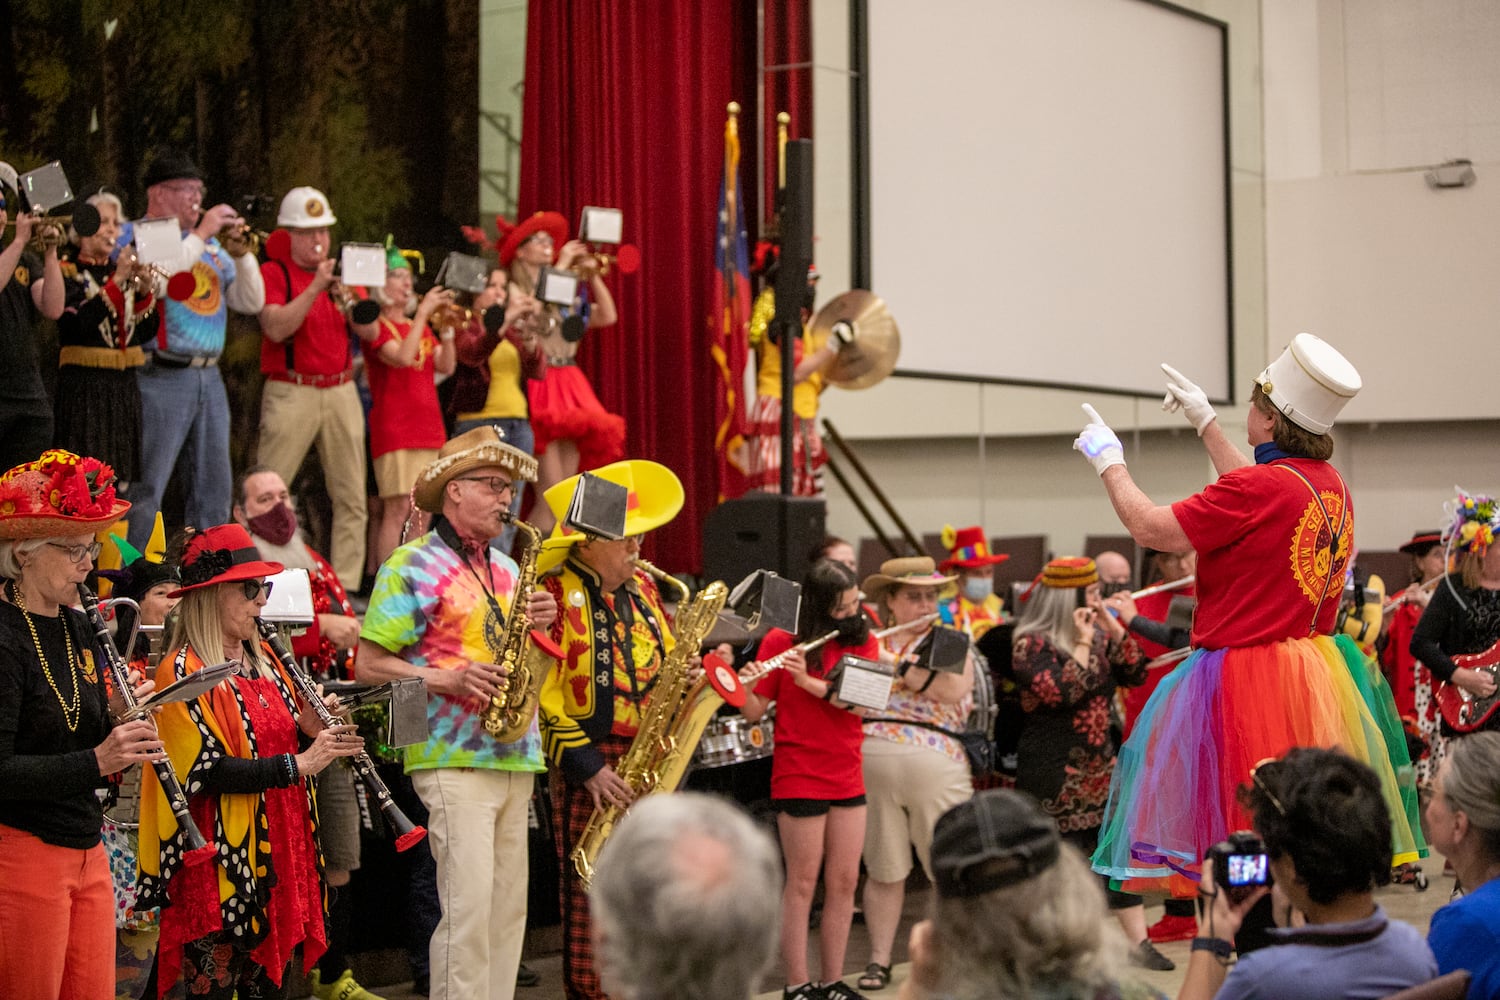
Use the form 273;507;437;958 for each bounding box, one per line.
457;337;528;422
756;333;822;419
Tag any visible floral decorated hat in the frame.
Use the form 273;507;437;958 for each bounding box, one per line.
1443;490;1498;558
0;449;130;539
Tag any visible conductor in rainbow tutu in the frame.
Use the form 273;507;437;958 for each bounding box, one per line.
1071;334;1423;900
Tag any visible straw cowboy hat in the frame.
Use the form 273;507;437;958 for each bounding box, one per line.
412;425;539;514
860;555;958;606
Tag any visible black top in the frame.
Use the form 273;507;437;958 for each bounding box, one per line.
1410;577;1500;683
0;598;113;848
0;245;47;400
57;255;160;351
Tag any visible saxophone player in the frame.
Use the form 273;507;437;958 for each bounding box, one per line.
355;426;558;1000
533;459;685;1000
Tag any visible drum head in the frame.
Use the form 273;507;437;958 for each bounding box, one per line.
702;652;746;707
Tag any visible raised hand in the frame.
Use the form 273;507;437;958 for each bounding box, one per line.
1073;404;1125;476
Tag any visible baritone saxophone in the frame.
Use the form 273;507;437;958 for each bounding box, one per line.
480;512;558;743
570;571;730;887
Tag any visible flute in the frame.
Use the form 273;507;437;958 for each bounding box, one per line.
255;620;428;852
76;584;214;862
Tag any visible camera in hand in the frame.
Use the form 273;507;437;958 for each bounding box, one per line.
1207;831;1271;902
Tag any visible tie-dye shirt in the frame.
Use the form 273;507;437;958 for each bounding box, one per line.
360;530;544;773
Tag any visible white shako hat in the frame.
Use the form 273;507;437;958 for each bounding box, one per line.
1254;333;1361;436
277;186;337;228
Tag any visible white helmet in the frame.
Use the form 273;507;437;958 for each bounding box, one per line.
276;186;337;228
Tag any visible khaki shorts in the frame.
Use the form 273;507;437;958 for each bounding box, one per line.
374;448;439;499
861;737;973;882
315;761;361;872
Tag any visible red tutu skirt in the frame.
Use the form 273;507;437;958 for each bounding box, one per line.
745;394;825;496
527;364;626;472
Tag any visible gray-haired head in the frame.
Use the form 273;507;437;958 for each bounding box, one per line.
590;793;782;1000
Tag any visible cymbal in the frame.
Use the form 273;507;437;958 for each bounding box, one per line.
810;289;901;390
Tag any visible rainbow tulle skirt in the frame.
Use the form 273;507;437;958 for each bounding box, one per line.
1092;634;1424;888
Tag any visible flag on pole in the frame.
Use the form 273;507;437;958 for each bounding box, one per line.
711;103;753;501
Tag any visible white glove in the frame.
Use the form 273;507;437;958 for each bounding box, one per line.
1073;404;1125;476
1160;363;1216;435
831;320;856;347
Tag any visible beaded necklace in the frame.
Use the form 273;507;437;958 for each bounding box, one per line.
10;580;82;732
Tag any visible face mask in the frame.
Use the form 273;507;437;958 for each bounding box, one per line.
834;613;870;646
963;578;993;603
1099;581;1131;598
247;500;298;547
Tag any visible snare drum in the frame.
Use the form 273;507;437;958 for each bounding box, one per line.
694;708;777;769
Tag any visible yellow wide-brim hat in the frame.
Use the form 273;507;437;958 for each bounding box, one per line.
536;460;685;574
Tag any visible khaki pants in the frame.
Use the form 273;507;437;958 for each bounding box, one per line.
257;379;368;586
412;767;534;1000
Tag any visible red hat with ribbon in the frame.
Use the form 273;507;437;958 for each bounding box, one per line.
495;211;568;267
0;450;130;539
939;524;1011;572
168;524;284;598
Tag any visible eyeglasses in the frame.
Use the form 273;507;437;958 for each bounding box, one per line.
162;180;206;198
239;579;274;601
457;476;515;495
1250;757;1287;817
47;541;103;563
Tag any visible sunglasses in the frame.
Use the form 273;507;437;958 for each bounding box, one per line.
239;579;274;601
47;541;103;563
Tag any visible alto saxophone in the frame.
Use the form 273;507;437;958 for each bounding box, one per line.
480;512;556;743
571;570;729;887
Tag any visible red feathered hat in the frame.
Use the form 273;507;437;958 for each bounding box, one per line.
495;211;568;267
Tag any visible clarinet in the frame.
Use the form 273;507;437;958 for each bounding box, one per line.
76;584;213;859
255;620;428;852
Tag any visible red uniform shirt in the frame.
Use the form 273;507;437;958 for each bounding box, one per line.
259;260;353;377
362;318;446;458
753;628;876;801
1172;458;1352;650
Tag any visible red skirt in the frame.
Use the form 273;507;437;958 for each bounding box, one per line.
527;364;626;472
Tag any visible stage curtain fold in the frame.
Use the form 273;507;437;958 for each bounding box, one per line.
519;0;759;572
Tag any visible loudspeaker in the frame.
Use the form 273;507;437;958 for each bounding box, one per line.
702;494;827;589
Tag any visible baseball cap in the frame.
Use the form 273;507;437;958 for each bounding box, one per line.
930;789;1061;898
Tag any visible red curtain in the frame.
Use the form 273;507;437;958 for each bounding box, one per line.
762;1;813;218
519;1;757;572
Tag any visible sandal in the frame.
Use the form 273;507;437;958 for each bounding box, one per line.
857;963;891;991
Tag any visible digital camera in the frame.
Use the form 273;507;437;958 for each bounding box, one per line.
1206;831;1271;902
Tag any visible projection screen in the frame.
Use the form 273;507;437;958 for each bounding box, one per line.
864;0;1232;400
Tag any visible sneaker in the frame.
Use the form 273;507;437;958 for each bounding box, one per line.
309;968;389;1000
1130;940;1176;972
784;983;825;1000
822;982;870;1000
1146;913;1198;944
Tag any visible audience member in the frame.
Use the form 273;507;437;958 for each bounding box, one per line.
54;189;158;484
741;558;879;1000
1426;731;1500;998
590;793;782;1000
257;186;368;588
1178;747;1436;1000
902;789;1147;1000
1011;557;1167;971
124;150;263;552
0;168;67;471
1095;550;1133;595
356;427;556;1000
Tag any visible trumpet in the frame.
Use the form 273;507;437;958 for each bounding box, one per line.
326;272;381;325
3;214;70;253
570;243;641;280
430;302;473;333
216;221;266;257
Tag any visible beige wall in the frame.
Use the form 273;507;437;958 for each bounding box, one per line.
812;0;1499;560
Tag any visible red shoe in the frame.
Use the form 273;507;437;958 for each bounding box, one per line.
1147;914;1198;944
